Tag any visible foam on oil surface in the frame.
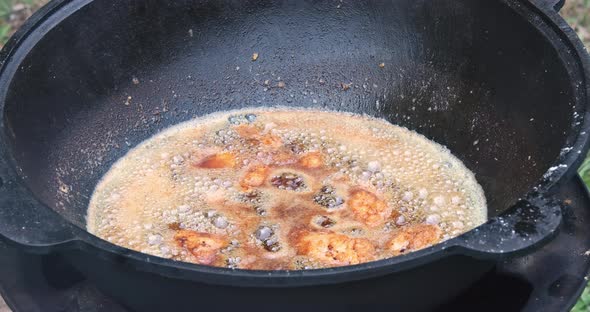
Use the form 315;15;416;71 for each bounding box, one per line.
87;108;486;270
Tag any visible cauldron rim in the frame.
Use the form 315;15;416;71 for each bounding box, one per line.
0;0;587;287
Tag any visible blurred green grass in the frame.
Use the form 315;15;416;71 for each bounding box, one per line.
574;155;590;312
574;152;590;312
0;0;586;310
563;0;590;49
0;0;46;46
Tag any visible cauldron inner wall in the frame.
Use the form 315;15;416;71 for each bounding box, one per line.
3;0;574;226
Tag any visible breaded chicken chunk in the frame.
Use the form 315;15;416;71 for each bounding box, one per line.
388;224;442;255
235;124;283;148
299;152;323;169
348;189;389;227
195;152;236;169
174;230;228;265
240;166;269;189
296;231;375;266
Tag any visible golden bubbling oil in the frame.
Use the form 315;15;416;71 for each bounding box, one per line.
87;108;486;270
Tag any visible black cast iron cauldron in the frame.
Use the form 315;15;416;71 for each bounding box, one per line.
0;0;588;310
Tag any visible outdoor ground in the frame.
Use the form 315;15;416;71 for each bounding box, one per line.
0;0;588;311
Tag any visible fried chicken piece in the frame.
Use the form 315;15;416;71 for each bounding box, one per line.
234;124;260;138
299;152;323;169
234;124;282;148
296;232;375;266
174;230;228;265
195;152;236;169
259;133;283;147
235;124;298;165
348;189;389;227
240;166;269;189
270;149;297;165
388;224;442;255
